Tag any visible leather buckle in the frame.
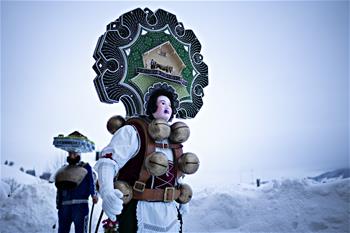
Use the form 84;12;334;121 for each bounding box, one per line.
163;187;175;202
133;181;146;192
155;143;168;149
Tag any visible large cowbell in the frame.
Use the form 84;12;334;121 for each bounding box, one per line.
93;8;208;119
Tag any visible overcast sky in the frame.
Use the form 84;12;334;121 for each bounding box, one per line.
1;1;349;186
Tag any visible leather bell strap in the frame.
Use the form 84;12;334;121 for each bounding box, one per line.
133;188;181;202
154;143;183;149
136;144;183;188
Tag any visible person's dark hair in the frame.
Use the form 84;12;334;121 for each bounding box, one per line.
146;89;176;121
67;155;81;165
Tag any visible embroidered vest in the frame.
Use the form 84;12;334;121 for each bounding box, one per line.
117;117;183;190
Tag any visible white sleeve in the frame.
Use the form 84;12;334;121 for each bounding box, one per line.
100;125;140;169
93;158;124;221
93;158;118;198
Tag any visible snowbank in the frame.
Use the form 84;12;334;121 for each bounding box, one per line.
2;165;43;185
184;178;350;233
1;164;349;233
0;182;57;233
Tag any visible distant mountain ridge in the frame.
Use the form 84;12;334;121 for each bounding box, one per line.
309;168;350;182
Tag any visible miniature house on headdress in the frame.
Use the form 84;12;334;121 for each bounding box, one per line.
143;41;186;77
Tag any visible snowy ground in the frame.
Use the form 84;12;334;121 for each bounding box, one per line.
1;164;349;233
184;179;349;233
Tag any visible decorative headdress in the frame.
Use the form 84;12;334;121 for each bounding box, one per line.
53;131;95;153
93;8;208;119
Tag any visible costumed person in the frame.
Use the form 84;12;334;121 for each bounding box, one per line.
92;8;208;233
53;131;99;233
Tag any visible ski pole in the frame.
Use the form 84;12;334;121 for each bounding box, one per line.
95;210;104;233
89;202;95;233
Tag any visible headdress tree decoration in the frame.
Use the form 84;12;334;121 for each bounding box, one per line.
93;8;208;119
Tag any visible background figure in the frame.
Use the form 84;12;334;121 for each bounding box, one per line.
56;151;98;233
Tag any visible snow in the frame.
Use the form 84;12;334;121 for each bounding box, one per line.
0;181;10;199
1;164;349;233
309;168;350;182
184;179;350;233
2;165;43;185
0;182;57;233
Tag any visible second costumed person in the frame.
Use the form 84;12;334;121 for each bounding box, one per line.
92;8;208;233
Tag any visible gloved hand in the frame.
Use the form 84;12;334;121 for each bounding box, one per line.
179;203;190;216
102;189;124;221
92;195;99;204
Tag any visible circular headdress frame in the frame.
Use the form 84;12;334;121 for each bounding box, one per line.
93;8;208;119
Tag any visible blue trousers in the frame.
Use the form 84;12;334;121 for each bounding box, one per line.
58;203;89;233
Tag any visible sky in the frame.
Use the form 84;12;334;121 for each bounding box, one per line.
1;1;349;185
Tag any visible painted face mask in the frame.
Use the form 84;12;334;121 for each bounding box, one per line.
152;95;172;122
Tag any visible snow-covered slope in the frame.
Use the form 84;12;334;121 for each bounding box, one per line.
309;168;350;182
184;178;350;233
1;165;349;233
0;182;57;233
2;165;43;185
1;165;57;232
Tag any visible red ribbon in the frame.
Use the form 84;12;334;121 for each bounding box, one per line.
102;153;113;159
102;218;118;229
